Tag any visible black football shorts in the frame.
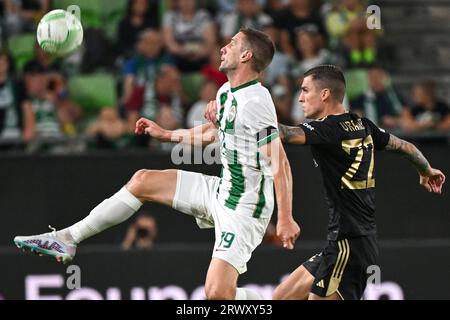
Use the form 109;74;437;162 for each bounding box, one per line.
303;235;378;300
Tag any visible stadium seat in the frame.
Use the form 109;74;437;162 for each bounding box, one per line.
102;0;128;21
53;0;102;28
102;0;128;38
7;33;36;72
54;0;127;38
68;73;118;116
181;72;205;105
344;69;369;100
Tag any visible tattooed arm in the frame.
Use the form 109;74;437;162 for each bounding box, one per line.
278;124;306;144
385;134;446;194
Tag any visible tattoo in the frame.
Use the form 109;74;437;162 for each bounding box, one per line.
278;124;306;144
385;134;431;174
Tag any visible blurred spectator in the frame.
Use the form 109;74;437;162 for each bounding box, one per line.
24;50;82;136
200;45;228;88
0;50;22;140
186;80;218;128
20;62;64;141
80;28;114;73
3;0;50;36
125;65;183;131
260;26;291;89
274;0;327;58
162;0;216;72
29;42;62;73
325;0;380;67
49;76;82;136
117;0;160;58
147;66;184;151
121;213;158;250
86;107;128;149
291;24;339;78
122;29;174;124
287;22;343;121
264;0;289;18
350;65;404;128
215;0;238;23
271;83;293;125
149;66;183;127
220;0;273;44
402;81;450;132
164;0;178;11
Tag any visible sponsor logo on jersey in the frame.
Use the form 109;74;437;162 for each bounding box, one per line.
316;280;325;288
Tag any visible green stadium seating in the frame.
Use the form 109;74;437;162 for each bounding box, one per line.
7;33;36;72
102;0;128;20
344;69;369;100
68;73;117;115
54;0;128;38
102;0;128;39
53;0;102;29
181;72;205;105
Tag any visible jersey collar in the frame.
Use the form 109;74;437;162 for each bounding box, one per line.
230;79;259;93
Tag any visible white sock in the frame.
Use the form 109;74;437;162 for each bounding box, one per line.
235;287;264;300
66;187;142;244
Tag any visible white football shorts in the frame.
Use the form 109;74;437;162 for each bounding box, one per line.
172;170;271;274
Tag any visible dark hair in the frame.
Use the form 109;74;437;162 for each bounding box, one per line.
304;64;346;103
126;0;155;22
137;28;160;40
239;27;275;73
23;60;47;75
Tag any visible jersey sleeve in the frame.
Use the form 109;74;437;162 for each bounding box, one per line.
298;120;336;145
363;118;390;150
242;98;279;148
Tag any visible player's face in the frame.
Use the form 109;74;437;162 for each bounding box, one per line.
298;75;325;119
219;33;245;73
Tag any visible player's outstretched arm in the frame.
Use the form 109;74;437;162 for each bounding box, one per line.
278;124;306;144
385;134;446;194
135;117;218;146
260;138;300;249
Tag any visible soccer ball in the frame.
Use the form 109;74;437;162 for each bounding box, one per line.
37;9;83;56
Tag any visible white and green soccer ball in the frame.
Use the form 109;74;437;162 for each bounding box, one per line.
37;9;83;56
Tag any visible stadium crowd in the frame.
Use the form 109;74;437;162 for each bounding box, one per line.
0;0;448;153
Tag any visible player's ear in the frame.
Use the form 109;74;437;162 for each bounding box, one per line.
241;50;252;63
321;88;331;102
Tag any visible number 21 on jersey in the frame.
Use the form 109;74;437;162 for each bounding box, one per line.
341;135;375;189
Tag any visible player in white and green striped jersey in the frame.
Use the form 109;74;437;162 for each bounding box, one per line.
14;28;300;300
214;79;279;220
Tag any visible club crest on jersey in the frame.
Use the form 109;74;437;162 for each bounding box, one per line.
227;105;236;122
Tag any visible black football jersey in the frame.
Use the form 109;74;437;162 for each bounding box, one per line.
299;113;390;240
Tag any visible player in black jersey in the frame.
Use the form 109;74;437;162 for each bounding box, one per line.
272;65;446;300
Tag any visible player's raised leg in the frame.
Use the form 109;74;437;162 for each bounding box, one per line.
14;169;178;263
